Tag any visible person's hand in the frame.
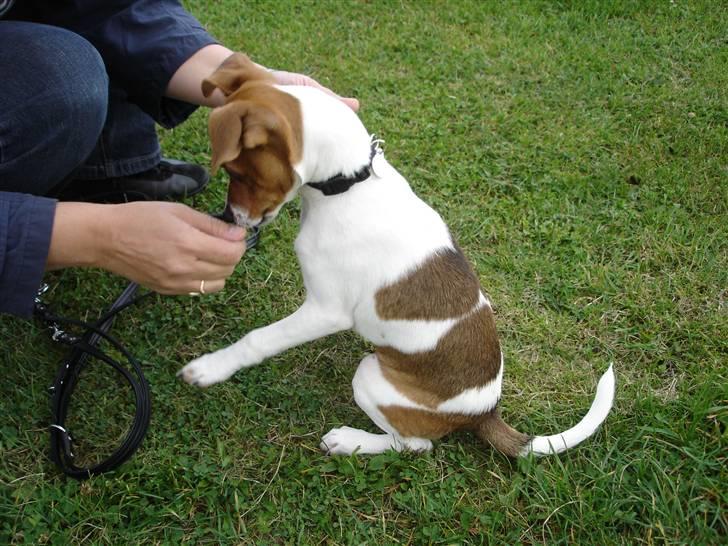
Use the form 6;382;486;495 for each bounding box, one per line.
270;70;360;112
47;201;247;295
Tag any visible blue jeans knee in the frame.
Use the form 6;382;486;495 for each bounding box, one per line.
0;21;108;195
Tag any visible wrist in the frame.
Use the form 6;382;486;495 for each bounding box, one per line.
46;202;111;271
166;44;235;107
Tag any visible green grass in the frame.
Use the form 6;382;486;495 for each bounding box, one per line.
1;0;726;543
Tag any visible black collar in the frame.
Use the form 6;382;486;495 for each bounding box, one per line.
307;138;381;196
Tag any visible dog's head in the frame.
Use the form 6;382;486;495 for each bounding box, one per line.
203;53;303;228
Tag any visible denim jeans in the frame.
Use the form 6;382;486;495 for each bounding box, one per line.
0;21;161;196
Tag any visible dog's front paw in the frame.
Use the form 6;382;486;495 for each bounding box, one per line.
177;351;238;387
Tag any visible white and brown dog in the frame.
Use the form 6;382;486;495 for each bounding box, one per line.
179;54;615;457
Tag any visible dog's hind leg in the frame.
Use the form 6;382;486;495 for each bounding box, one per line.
320;354;433;455
319;426;431;455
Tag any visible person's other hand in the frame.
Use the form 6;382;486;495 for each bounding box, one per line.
47;201;247;295
166;44;360;112
270;70;360;112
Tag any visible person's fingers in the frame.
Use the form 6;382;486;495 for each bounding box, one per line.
159;278;227;296
153;260;234;294
271;70;360;112
170;205;247;266
341;97;360;112
306;78;360;112
177;205;247;242
189;235;246;267
176;258;238;283
192;278;226;296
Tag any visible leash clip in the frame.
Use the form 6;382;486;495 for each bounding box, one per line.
51;325;66;343
370;134;386;178
370;134;385;156
49;424;75;459
34;284;79;345
35;283;50;303
47;323;79;345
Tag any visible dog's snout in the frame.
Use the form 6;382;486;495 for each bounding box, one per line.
221;204;236;224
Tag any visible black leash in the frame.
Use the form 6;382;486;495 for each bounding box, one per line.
34;222;260;480
34;282;153;479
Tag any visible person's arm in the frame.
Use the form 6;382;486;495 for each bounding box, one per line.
36;1;356;128
0;194;248;318
15;0;219;128
164;44;234;108
165;44;360;112
0;192;56;317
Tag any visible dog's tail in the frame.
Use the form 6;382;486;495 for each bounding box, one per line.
474;364;615;457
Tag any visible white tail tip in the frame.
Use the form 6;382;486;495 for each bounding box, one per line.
521;363;616;457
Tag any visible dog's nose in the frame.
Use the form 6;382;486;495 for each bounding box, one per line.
220;203;236;224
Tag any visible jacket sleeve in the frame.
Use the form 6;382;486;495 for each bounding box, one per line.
0;192;56;318
9;0;219;128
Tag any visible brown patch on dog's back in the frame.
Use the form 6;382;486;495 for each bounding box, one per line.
375;246;480;321
376;303;501;407
373;243;509;449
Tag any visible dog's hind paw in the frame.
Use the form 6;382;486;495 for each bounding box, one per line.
319;427;398;455
320;427;434;455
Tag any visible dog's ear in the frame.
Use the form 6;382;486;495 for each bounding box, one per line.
202;53;275;98
208;100;283;174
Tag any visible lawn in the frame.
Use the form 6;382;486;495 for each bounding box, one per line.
1;0;726;543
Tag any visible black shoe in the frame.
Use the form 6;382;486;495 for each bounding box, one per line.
53;159;210;203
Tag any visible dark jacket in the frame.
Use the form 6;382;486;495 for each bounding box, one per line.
0;1;216;317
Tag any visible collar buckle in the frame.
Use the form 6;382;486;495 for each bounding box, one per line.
308;135;384;196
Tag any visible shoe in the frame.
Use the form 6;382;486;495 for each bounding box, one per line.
54;159;210;203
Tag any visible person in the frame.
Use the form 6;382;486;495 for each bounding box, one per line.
0;0;359;317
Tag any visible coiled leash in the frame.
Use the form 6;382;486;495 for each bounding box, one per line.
34;282;153;479
34;222;259;480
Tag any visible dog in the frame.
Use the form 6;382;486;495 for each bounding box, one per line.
179;54;615;457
